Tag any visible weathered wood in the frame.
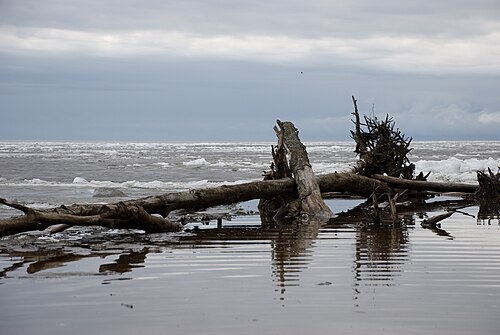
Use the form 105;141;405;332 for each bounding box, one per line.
276;120;334;221
317;172;391;196
258;127;294;223
0;173;482;237
0;172;396;237
0;115;486;237
350;96;367;161
371;174;478;193
420;211;455;237
0;198;183;237
476;169;500;220
421;211;454;228
350;96;414;179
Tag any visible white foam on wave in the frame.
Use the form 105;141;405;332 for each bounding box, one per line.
110;178;255;190
312;162;356;175
73;177;89;184
414;157;499;183
310;157;500;183
26;202;55;210
211;160;269;170
183;158;211;167
305;145;354;153
24;178;50;184
5;177;259;193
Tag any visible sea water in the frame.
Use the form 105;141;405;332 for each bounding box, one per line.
0;141;498;212
0;141;499;334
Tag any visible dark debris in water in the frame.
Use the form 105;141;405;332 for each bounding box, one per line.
120;303;134;309
317;281;333;286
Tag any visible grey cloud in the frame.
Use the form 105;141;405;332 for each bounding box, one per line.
2;52;498;141
1;0;499;38
0;1;499;141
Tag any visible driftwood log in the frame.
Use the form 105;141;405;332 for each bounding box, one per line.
259;120;334;223
0;168;484;237
0;115;492;237
476;169;500;220
372;174;478;194
0;173;394;237
0;198;183;236
276;120;333;221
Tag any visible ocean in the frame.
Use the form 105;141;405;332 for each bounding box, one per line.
0;140;498;213
1;140;499;334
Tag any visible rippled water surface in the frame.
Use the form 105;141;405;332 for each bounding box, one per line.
1;202;499;335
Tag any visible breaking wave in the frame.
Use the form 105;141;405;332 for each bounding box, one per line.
414;157;499;183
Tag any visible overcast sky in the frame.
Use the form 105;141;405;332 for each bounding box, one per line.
1;0;499;141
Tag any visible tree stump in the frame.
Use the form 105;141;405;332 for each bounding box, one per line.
275;120;335;222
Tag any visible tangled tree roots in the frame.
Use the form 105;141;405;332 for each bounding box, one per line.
476;168;500;220
350;96;415;179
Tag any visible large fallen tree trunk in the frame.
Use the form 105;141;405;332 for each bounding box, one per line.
0;113;490;237
371;174;478;193
0;173;391;237
0;171;482;237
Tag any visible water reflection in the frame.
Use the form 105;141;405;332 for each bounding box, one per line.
27;252;93;274
99;248;148;274
478;199;500;224
2;202;499;335
354;224;408;283
0;200;495;292
0;248;150;278
0;250;100;276
0;219;417;289
271;222;320;298
182;222;320;297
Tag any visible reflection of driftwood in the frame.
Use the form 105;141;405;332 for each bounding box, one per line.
354;224;409;284
0;248;114;277
421;211;455;238
27;253;91;274
99;249;148;274
337;197;476;230
421;211;454;228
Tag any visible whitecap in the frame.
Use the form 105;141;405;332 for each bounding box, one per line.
414;157;500;183
73;177;89;184
183;158;211;167
24;178;50;184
